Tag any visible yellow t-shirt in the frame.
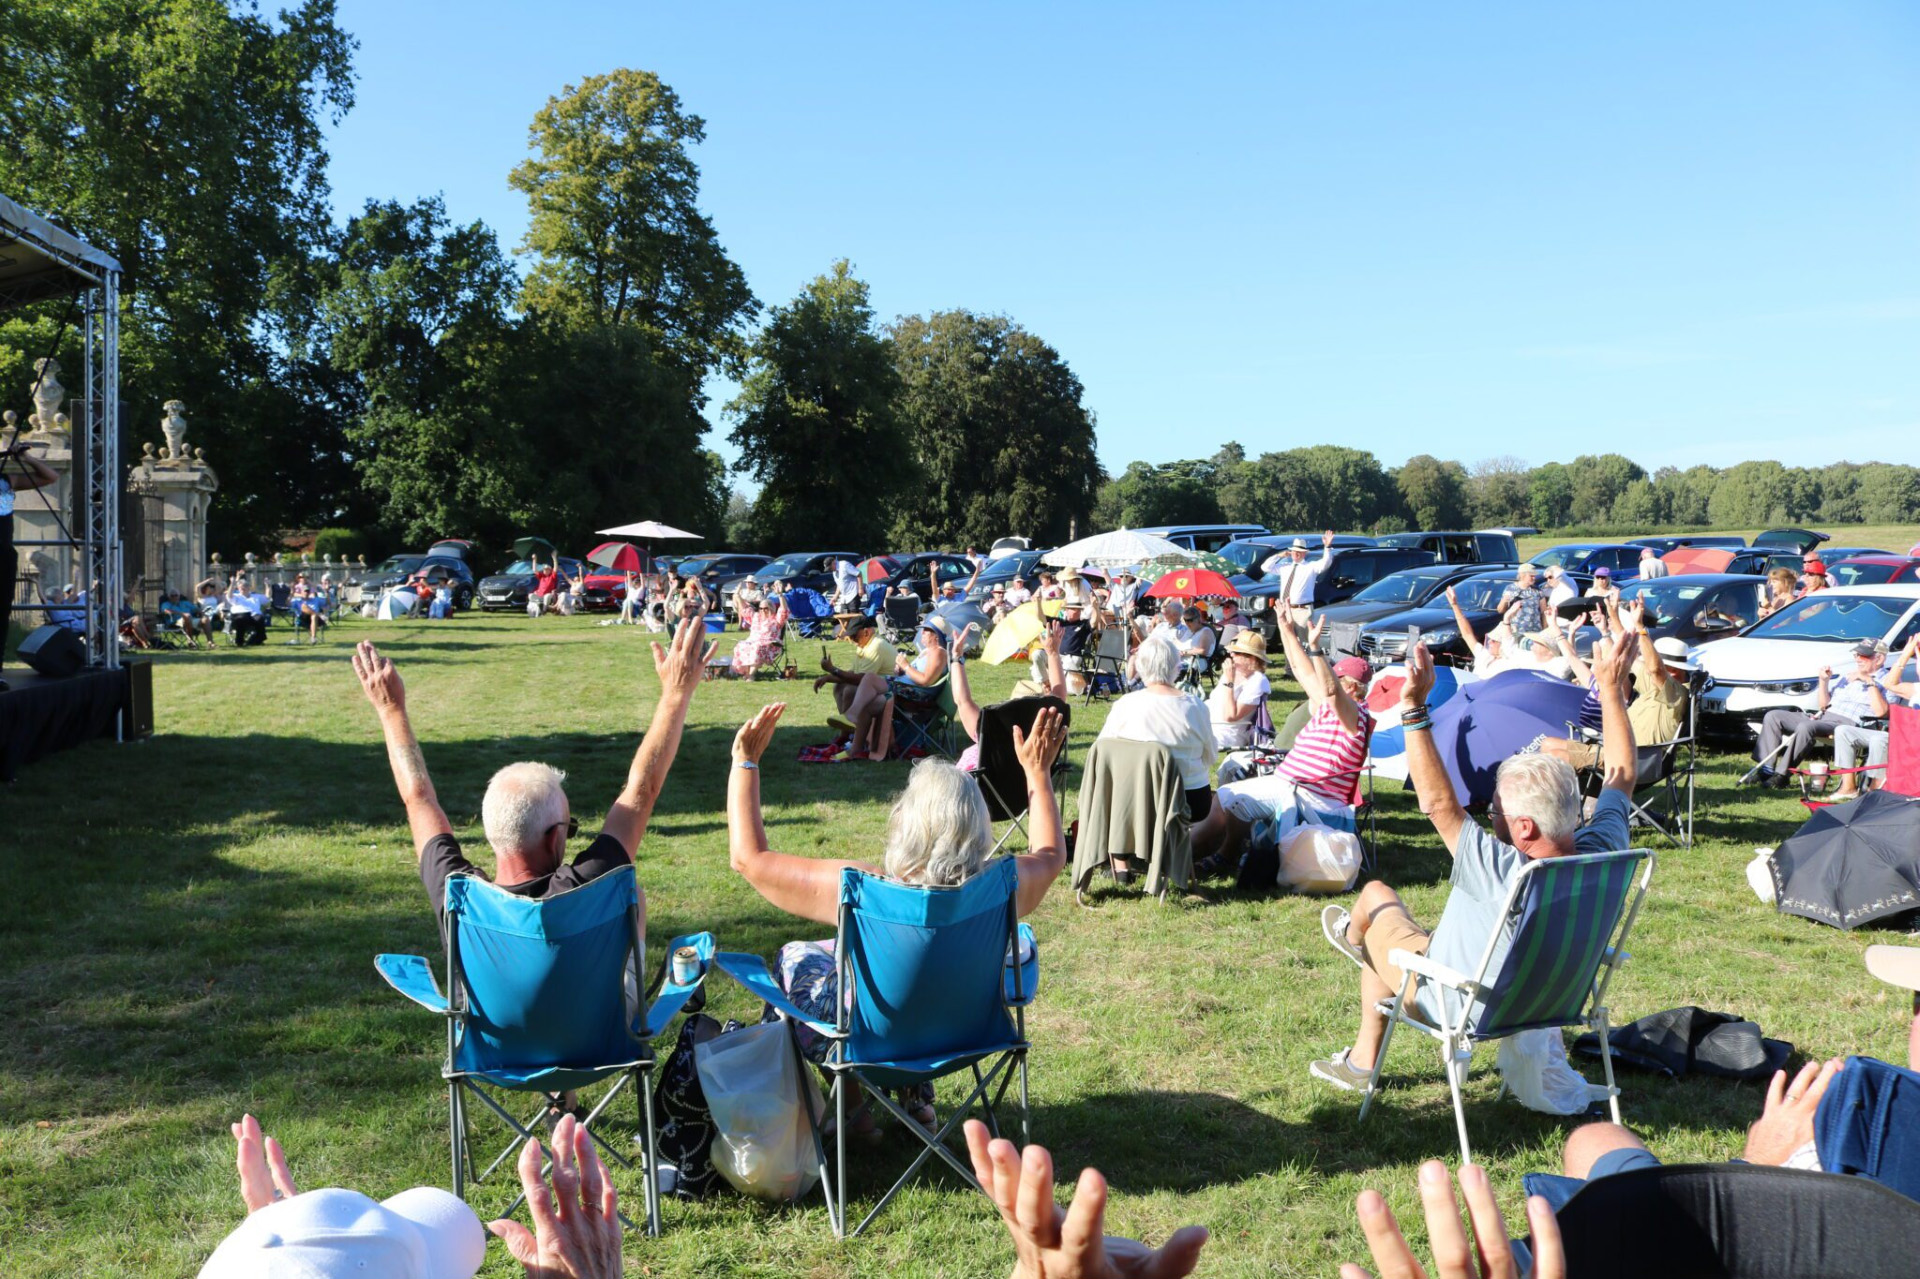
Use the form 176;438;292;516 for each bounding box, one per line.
847;634;898;675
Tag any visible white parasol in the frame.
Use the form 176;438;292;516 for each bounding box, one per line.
1044;529;1192;570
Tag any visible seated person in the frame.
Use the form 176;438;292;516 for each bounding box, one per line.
1307;633;1638;1093
1833;635;1920;799
1034;596;1100;692
841;615;950;762
1106;568;1141;620
159;590;209;648
724;700;1067;1134
1800;556;1830;596
1192;616;1370;876
1208;630;1271;752
225;579;267;644
1498;564;1550;642
730;593;789;679
1445;584;1568;678
985;582;1012;621
948;621;1069;776
1760;566;1797;619
1096;637;1218;870
1542;600;1688;769
1176;606;1217;680
733;576;764;623
353;617;710;934
291;571;329;641
1058;566;1092;611
118;590;155;649
1752;640;1889;786
427;581;455;620
1002;575;1033;609
816;613;897;723
1214;597;1248;648
529;563;560;616
195;577;226;637
1035;569;1064;603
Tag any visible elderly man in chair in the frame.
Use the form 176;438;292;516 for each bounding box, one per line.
1308;632;1640;1092
352;615;715;927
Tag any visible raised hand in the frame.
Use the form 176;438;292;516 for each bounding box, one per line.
488;1115;623;1279
1309;613;1328;647
652;613;716;699
1743;1058;1845;1166
1014;707;1068;778
1340;1160;1563;1279
733;702;786;766
1620;599;1647;631
1400;642;1435;709
352;641;406;715
965;1120;1207;1279
1444;585;1458;607
1593;631;1640;695
1323;529;1336;550
230;1113;298;1215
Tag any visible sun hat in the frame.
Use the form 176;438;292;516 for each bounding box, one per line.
1288;538;1309;552
1227;630;1267;659
1332;656;1370;682
1653;637;1693;666
198;1186;486;1279
1866;944;1920;991
1060;567;1082;582
921;614;952;638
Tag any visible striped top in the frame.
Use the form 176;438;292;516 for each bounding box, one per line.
1277;700;1371;805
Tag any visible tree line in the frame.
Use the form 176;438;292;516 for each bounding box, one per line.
1096;447;1920;536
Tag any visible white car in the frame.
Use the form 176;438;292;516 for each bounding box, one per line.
1693;584;1920;735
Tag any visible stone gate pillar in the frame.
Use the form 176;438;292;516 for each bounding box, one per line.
127;400;219;593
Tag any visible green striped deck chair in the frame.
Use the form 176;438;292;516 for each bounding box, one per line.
1359;848;1655;1164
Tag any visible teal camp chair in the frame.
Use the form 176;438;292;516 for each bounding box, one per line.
1360;848;1655;1164
712;859;1038;1238
375;865;714;1235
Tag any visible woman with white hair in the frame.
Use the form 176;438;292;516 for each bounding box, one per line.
726;699;1067;1133
1098;635;1217;827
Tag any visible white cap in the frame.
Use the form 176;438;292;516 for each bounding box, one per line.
198;1187;487;1279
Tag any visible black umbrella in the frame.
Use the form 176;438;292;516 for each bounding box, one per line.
1770;788;1920;929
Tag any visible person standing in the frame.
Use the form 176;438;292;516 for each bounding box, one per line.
1266;531;1336;647
1637;546;1669;580
0;439;58;691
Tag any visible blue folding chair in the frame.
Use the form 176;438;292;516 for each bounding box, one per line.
375;865;714;1235
1359;848;1656;1164
713;859;1039;1238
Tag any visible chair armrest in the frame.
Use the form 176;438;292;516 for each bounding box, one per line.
1004;923;1039;1007
710;952;841;1039
638;931;717;1038
1390;949;1480;996
375;953;448;1014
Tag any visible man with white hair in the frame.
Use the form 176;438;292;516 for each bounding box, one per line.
1637;545;1669;580
353;615;714;925
1308;631;1639;1092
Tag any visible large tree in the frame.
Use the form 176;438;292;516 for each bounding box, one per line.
0;0;358;551
1093;459;1224;531
1395;454;1471;529
1228;445;1397;532
888;310;1102;548
727;261;905;552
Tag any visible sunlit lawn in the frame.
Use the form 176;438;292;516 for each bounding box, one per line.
1;600;1913;1276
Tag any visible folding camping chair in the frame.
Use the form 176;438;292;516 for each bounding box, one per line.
374;866;715;1236
880;594;922;648
891;674;957;760
1077;625;1129;705
711;860;1038;1239
1358;847;1655;1164
1572;674;1700;847
782;588;834;640
972;695;1071;852
1244;715;1378;867
1791;703;1920;810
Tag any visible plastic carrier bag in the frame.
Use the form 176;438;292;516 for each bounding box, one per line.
1497;1029;1603;1116
695;1021;824;1202
1276;824;1362;895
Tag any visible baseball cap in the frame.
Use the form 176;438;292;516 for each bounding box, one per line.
1806;559;1828;574
1333;656;1370;682
1854;640;1884;658
198;1186;486;1279
845;613;876;633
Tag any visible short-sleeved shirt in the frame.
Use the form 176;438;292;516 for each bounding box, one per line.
160;600;192;624
419;830;631;923
1208;671;1272;749
1501;584;1548;637
846;633;898;675
534;570;559;595
1628;669;1686;745
1421;790;1631;1023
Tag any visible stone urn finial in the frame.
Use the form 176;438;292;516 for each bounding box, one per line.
29;358;63;432
244;551;258;566
161;400;188;462
1;409;15;448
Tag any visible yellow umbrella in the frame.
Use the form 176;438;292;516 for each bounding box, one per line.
982;600;1048;665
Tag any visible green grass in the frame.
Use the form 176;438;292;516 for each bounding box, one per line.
1;610;1912;1276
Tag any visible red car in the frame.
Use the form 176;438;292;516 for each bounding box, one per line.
1826;555;1920;588
578;567;630;612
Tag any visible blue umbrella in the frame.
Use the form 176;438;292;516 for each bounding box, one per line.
1429;669;1592;806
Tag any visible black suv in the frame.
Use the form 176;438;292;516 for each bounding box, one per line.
743;551;864;600
1239;546;1437;611
1313;562;1519;659
366;553;477;609
1373;530;1520;565
674;553;773;603
477;556;587;611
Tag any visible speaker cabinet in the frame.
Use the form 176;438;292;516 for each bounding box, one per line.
17;624;85;679
124;657;153;739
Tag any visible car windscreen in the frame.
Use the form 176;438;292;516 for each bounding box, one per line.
498;559;537;575
1743;594;1913;642
1827;562;1899;587
1453;578;1510;611
374;556;424;574
1352;570;1448;603
762;555;816;576
1620;581;1708;626
1216;540;1275;572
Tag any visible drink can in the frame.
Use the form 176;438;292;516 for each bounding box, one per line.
671;946;700;986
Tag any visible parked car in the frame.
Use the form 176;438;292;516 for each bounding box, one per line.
1373;530;1520;565
575;567;625;612
1692;585;1920;738
1349;568;1592;668
476;556;586;611
1131;523;1270;554
1825;555;1920;588
673;553;772;604
988;536;1034;560
1608;574;1771;646
967;549;1049;603
1528;542;1646;583
1751;527;1830;554
364;553;478;610
1627;534;1748;554
857;552;978;607
1237;546;1437;617
1659;545;1803;577
1311;562;1522;659
426;538;478;563
1218;533;1377;579
1818;546;1894;564
738;551;865;603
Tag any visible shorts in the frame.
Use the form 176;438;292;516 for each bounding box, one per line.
1562;739;1601;769
890;678;938;705
1359;898;1431;1000
1217;773;1350;826
1520;1146;1665;1214
1184;786;1213;823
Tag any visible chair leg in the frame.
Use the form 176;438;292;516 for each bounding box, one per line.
1595;1007;1623;1126
1017;1051;1031;1147
638;1066;661;1236
834;1074;848;1242
1446;1037;1475;1166
450;1082;466;1199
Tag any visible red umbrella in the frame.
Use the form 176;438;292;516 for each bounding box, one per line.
1143;567;1237;600
586;541;644;573
859;555;898;583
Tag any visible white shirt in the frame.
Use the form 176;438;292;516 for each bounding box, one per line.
1638;555;1669;579
1061;579;1093;609
1099;689;1217;790
1209;671;1272;749
1004;586;1032;608
833;560;858;597
1152;620;1192;647
1263;550;1333;607
1109;581;1138;614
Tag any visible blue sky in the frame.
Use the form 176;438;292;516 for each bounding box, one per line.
323;2;1920;478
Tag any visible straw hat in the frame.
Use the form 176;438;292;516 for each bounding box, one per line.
1226;630;1268;660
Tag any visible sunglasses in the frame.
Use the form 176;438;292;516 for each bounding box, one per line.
549;815;580;840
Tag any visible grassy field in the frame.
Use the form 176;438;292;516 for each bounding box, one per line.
1;603;1914;1277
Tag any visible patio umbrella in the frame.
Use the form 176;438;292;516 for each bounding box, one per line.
512;536;557;565
586;541;644;573
1768;788;1920;930
594;521;702;574
982;600;1047;665
1143;567;1238;601
1427;669;1592;806
1045;529;1190;569
1364;663;1475;783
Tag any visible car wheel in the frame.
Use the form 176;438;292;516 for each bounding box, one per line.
455;587;473;611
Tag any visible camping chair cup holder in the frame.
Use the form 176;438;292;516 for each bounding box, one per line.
375;867;716;1237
